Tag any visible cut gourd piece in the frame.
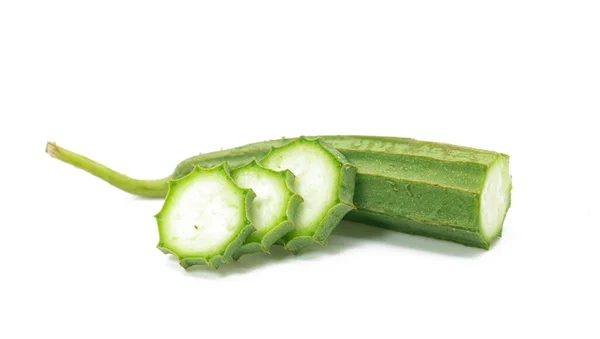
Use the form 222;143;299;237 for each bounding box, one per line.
155;164;255;269
173;136;512;249
260;137;357;253
230;160;302;260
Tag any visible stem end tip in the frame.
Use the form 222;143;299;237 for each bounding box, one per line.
46;142;59;158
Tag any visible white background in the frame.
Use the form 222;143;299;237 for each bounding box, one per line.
1;1;598;338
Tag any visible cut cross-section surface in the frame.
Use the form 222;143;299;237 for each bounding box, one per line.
230;160;302;259
260;137;356;253
480;156;511;240
155;164;255;269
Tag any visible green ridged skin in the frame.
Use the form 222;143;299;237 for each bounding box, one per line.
155;163;255;269
173;136;512;249
259;137;357;253
230;160;302;260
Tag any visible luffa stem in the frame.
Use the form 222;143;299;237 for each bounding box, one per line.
46;142;170;198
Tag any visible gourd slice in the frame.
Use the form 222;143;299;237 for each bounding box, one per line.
230;160;302;260
155;164;255;269
260;137;357;253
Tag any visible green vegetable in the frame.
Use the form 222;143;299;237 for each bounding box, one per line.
46;135;512;249
230;160;302;259
174;136;511;249
259;137;356;253
155;164;255;269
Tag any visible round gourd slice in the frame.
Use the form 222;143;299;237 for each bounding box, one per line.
230;160;302;259
155;164;255;269
260;137;357;253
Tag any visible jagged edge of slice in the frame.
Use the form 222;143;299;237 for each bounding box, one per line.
155;163;256;269
263;137;357;254
232;159;303;260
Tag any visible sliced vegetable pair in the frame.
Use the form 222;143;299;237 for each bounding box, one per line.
156;138;356;268
155;161;294;268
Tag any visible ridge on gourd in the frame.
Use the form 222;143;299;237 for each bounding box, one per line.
259;137;357;253
155;163;255;269
46;136;512;250
230;160;302;260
